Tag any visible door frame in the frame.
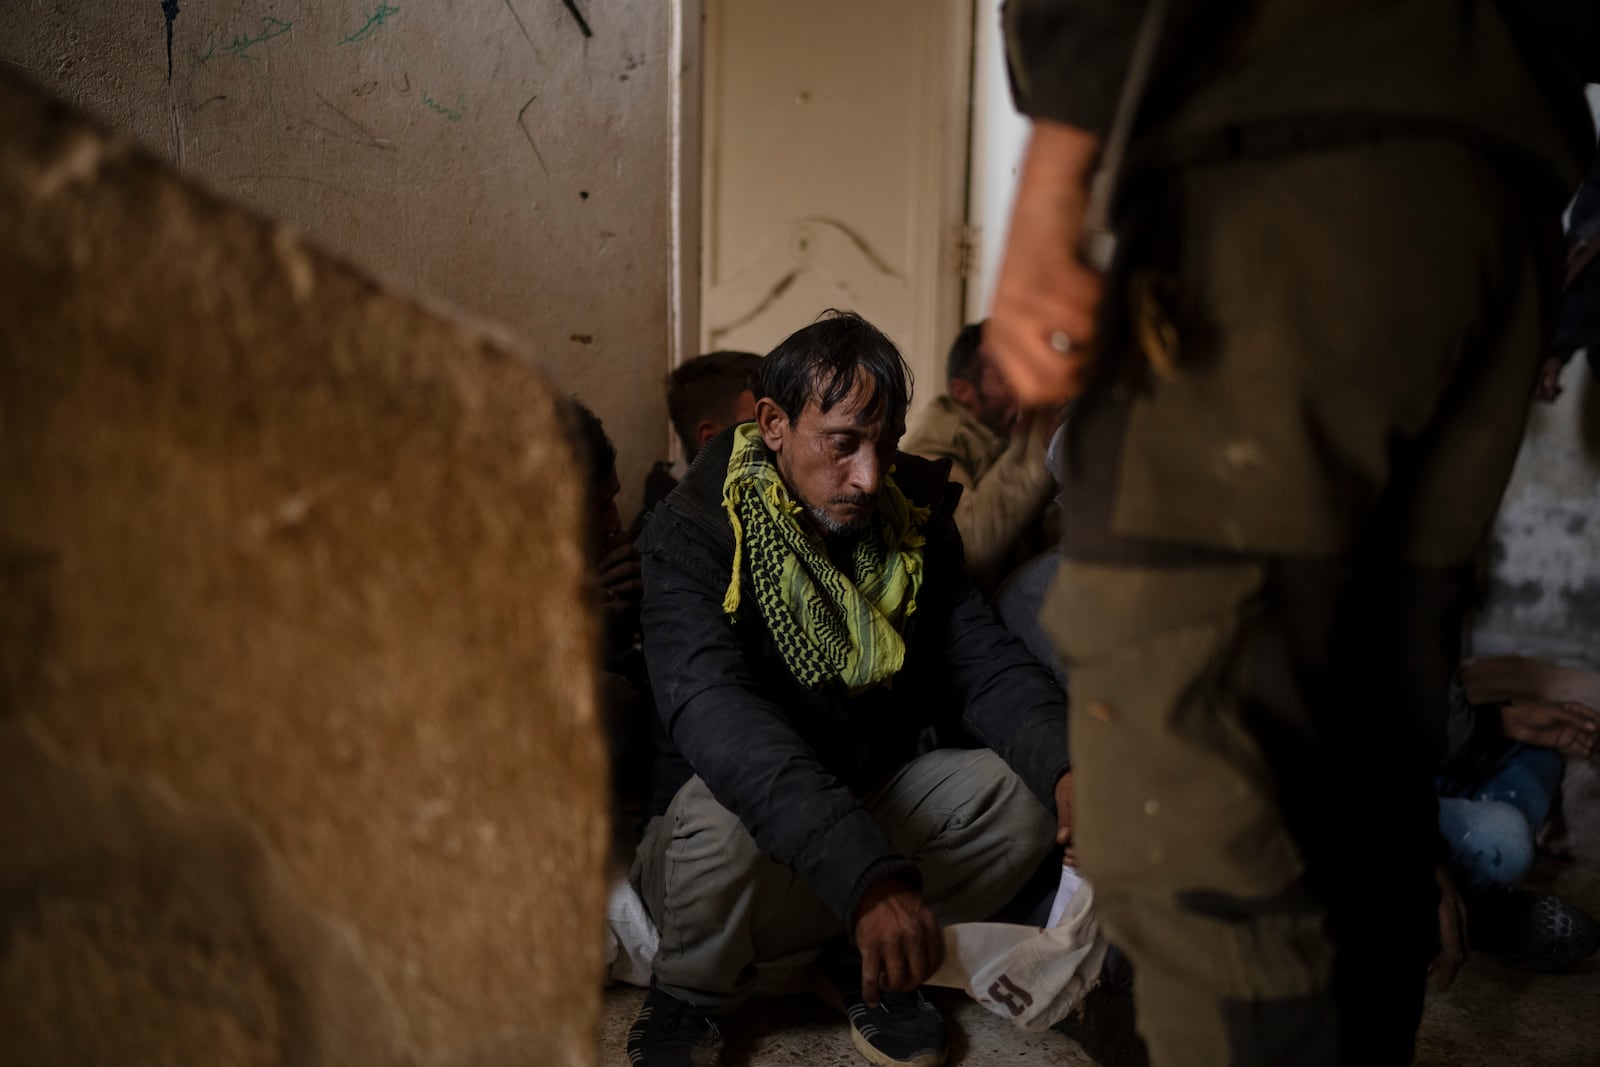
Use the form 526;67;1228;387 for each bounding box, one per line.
669;0;704;402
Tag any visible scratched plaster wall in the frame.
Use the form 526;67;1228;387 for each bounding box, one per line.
0;0;669;513
1475;361;1600;669
0;74;607;1065
1471;91;1600;669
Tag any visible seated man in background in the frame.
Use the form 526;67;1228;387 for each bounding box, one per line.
629;311;1072;1067
632;350;763;533
567;399;650;823
903;322;1056;590
1437;680;1600;971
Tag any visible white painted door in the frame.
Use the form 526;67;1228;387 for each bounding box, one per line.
699;0;974;427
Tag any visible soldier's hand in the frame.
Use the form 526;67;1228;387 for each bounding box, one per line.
853;879;943;1007
987;120;1105;407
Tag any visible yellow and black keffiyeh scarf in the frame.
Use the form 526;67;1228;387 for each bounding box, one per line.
720;423;928;694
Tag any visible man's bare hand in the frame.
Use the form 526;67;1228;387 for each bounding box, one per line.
1054;772;1076;867
597;541;643;618
1502;701;1599;760
1428;866;1469;993
986;121;1105;408
1534;357;1564;403
852;880;943;1007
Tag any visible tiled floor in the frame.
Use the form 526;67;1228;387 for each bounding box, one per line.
599;860;1600;1066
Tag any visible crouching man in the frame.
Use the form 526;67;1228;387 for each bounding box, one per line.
629;310;1072;1067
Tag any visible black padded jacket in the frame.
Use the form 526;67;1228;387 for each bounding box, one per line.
635;424;1072;927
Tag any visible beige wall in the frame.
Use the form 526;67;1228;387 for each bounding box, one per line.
0;0;670;512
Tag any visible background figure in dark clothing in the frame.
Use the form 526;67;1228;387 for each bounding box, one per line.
566;399;651;816
987;2;1598;1064
568;398;644;655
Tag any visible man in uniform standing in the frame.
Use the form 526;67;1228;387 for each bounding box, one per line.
986;1;1598;1063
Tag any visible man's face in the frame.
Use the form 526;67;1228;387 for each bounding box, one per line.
954;346;1019;435
756;372;903;538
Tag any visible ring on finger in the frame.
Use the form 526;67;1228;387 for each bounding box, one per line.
1048;331;1074;354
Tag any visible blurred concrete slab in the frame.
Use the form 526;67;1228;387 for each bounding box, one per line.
0;72;607;1067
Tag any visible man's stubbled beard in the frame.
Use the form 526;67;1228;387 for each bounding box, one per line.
800;490;875;538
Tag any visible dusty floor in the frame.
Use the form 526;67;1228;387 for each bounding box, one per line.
599;859;1600;1066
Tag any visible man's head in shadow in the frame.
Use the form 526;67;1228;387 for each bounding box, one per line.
667;351;763;463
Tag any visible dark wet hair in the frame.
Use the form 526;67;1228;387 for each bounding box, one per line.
666;350;763;459
565;397;616;488
946;321;985;385
758;310;912;426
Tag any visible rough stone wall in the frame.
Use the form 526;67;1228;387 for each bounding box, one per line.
0;0;671;516
0;74;607;1066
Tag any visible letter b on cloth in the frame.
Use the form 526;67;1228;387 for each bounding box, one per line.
925;871;1108;1031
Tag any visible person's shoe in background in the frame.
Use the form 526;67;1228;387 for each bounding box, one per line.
1470;890;1600;973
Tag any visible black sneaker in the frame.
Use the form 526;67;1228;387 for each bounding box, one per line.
626;982;724;1067
815;951;949;1067
1470;890;1600;973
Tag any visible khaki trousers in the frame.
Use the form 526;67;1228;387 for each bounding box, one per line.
635;748;1056;1010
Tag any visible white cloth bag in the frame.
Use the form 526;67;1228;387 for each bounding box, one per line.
603;866;1108;1033
603;877;660;987
925;866;1108;1031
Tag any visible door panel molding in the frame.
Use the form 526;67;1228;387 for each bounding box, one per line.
700;0;974;422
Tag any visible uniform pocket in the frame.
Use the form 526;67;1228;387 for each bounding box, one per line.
1041;560;1303;899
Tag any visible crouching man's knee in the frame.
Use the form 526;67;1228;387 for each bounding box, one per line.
881;749;1057;923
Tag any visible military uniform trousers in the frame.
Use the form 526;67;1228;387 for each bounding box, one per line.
1042;136;1561;1066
